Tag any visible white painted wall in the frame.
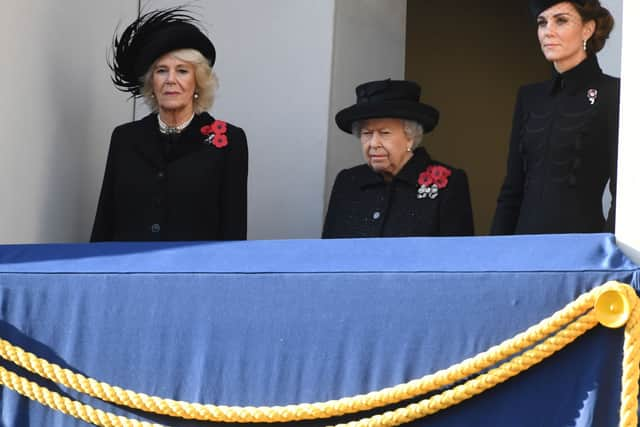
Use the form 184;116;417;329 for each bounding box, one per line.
0;1;135;243
599;0;622;76
616;0;640;264
324;0;407;212
591;0;640;264
208;1;335;239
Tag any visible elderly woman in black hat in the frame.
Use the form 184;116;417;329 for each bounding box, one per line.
91;8;247;242
491;0;618;235
322;79;474;238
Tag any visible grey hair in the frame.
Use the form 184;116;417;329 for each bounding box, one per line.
403;120;424;148
141;48;219;114
351;119;424;148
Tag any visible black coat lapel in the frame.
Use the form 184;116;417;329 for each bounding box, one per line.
164;113;215;162
130;113;218;167
131;114;165;170
394;147;431;186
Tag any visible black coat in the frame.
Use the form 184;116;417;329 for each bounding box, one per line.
322;148;474;238
91;112;247;241
491;55;620;235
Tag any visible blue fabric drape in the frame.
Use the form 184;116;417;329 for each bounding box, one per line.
0;234;638;426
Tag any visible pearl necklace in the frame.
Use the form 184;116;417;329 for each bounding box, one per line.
158;113;195;135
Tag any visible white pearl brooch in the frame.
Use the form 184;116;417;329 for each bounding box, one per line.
417;183;439;199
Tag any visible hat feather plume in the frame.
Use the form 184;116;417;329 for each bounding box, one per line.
109;7;200;96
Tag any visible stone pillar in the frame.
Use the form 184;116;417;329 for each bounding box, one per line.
616;0;640;263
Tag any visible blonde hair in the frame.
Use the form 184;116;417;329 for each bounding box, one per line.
141;48;218;113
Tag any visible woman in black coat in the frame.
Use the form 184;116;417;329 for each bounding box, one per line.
323;79;474;238
491;0;618;235
91;8;247;242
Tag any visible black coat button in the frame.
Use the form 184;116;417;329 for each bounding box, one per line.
157;171;165;179
151;223;161;233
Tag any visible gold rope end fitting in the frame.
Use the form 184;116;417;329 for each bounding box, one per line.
594;282;633;329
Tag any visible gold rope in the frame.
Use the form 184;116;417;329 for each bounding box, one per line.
331;311;599;427
0;283;599;422
0;365;164;427
0;281;637;427
619;285;640;427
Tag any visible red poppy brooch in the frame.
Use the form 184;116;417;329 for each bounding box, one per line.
417;165;451;199
201;120;228;148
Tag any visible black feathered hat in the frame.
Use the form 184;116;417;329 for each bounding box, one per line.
529;0;586;17
110;7;215;96
335;79;439;134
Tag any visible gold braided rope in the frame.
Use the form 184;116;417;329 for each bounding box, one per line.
331;311;599;427
0;365;163;427
0;281;638;427
0;283;601;422
620;284;640;427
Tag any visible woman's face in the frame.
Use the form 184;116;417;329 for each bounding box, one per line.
151;52;197;116
359;118;413;178
536;2;595;72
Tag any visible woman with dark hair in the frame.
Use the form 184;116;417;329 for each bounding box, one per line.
491;0;619;235
91;8;248;242
323;79;474;238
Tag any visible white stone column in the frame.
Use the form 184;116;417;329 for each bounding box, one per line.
0;0;135;243
324;0;407;214
616;0;640;263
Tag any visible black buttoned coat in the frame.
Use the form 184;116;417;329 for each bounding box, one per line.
491;55;620;235
90;112;247;241
322;148;474;238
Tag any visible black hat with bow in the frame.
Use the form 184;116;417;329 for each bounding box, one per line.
110;7;215;96
335;79;439;134
529;0;586;17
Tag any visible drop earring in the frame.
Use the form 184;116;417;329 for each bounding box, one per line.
194;92;199;99
583;39;587;51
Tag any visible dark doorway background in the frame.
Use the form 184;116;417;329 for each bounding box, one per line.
406;0;550;234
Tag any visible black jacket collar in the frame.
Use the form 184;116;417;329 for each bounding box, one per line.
550;55;602;95
133;112;215;168
360;147;432;188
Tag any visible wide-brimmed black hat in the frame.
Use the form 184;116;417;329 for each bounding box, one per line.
335;79;439;134
529;0;586;17
110;7;215;96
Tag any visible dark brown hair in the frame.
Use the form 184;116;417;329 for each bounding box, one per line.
574;0;614;55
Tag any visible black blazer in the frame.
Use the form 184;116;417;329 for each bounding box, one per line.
91;112;248;241
491;55;620;235
322;148;474;238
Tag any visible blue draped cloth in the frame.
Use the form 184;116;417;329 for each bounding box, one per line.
0;233;638;426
